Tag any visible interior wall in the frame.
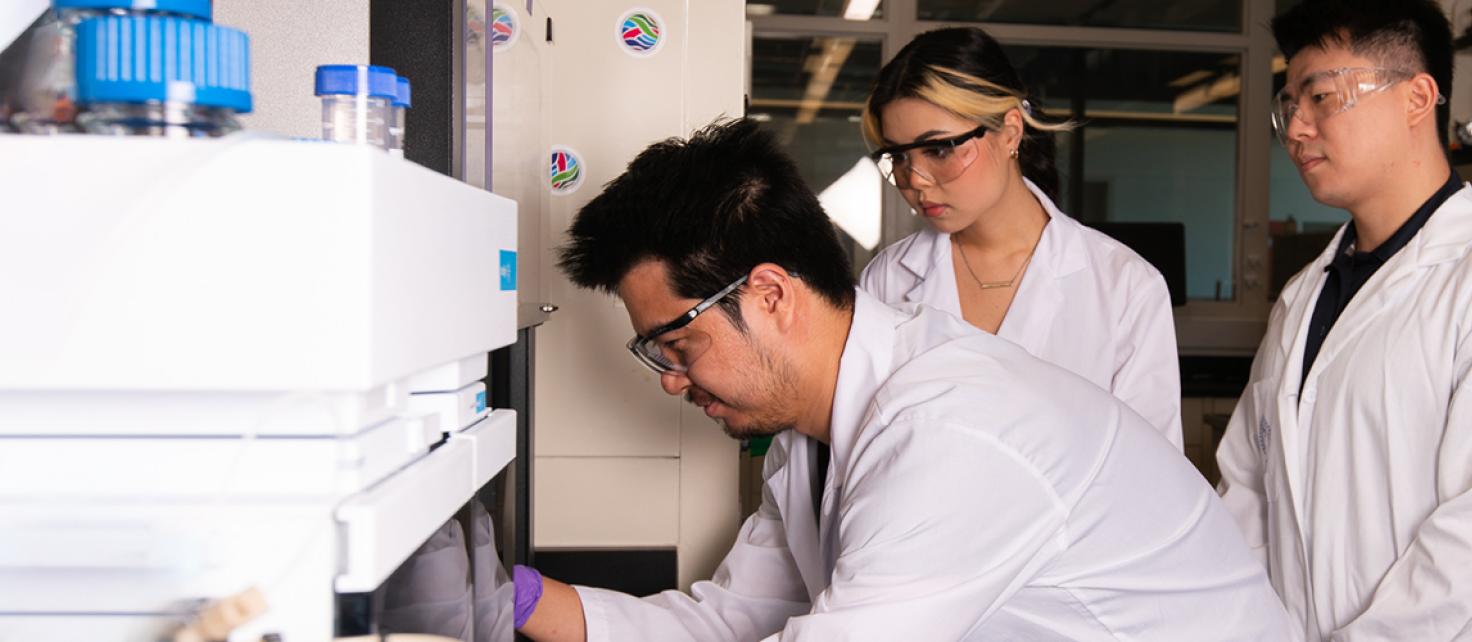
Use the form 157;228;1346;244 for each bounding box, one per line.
215;0;371;139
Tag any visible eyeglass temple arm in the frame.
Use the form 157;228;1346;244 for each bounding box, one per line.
691;274;750;316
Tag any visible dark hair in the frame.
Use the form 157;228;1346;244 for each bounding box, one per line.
557;118;857;324
1272;0;1454;145
863;27;1065;202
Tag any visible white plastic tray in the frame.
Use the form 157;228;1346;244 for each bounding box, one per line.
407;381;489;434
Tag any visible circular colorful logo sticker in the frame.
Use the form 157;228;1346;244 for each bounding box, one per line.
617;8;665;58
489;3;520;52
549;146;584;195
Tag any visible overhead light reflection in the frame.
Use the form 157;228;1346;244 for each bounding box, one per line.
1173;72;1240;114
820;157;884;251
795;37;857;125
1168;70;1213;88
842;0;881;20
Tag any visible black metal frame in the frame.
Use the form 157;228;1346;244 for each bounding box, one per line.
370;0;457;176
490;327;536;568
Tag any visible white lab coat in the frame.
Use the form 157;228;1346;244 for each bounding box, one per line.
1216;184;1472;641
573;290;1290;641
859;179;1183;449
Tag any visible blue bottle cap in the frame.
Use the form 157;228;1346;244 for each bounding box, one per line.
314;65;398;100
393;76;411;108
75;16;253;113
53;0;212;21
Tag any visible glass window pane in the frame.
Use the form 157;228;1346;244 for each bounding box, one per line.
919;0;1240;33
1009;47;1241;301
747;0;885;20
749;35;886;276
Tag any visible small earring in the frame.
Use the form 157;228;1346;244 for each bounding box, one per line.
1009;148;1019;159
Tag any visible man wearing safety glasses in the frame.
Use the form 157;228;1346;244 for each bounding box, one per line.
1217;1;1472;640
509;119;1289;641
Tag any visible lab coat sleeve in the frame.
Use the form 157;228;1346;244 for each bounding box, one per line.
573;447;811;642
1112;263;1183;450
1333;321;1472;642
774;419;1067;640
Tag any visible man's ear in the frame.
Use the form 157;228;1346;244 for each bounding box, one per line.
745;263;799;332
1405;72;1440;130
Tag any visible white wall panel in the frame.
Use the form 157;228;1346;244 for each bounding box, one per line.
535;456;681;547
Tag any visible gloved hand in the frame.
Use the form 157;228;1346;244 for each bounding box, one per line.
512;564;544;629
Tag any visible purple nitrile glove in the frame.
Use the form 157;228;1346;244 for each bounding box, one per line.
513;564;544;629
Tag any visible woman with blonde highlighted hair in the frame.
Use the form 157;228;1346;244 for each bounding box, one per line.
859;27;1183;447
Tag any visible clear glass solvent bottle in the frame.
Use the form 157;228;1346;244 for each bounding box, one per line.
73;15;252;138
12;0;213;134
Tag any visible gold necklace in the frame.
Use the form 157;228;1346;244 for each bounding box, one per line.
955;238;1035;290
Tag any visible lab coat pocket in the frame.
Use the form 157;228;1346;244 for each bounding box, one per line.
1249;378;1280;460
1247;378;1284;542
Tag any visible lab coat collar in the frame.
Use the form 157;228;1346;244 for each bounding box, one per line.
1296;184;1472;384
895;178;1087;308
1408;183;1472;267
1023;177;1089;280
826;289;905;483
760;294;909;602
992;180;1084;351
771;432;828;599
1275;227;1346;360
895;226;938;283
898;229;959;314
1353;182;1472;301
1276;182;1472;360
809;290;906;583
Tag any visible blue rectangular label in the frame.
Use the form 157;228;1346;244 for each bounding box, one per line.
499;250;518;291
476;390;487;413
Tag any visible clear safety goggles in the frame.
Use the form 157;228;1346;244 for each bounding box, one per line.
1271;67;1442;146
626;274;748;375
868;124;988;189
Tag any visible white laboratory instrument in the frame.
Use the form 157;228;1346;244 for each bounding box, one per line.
0;134;519;640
